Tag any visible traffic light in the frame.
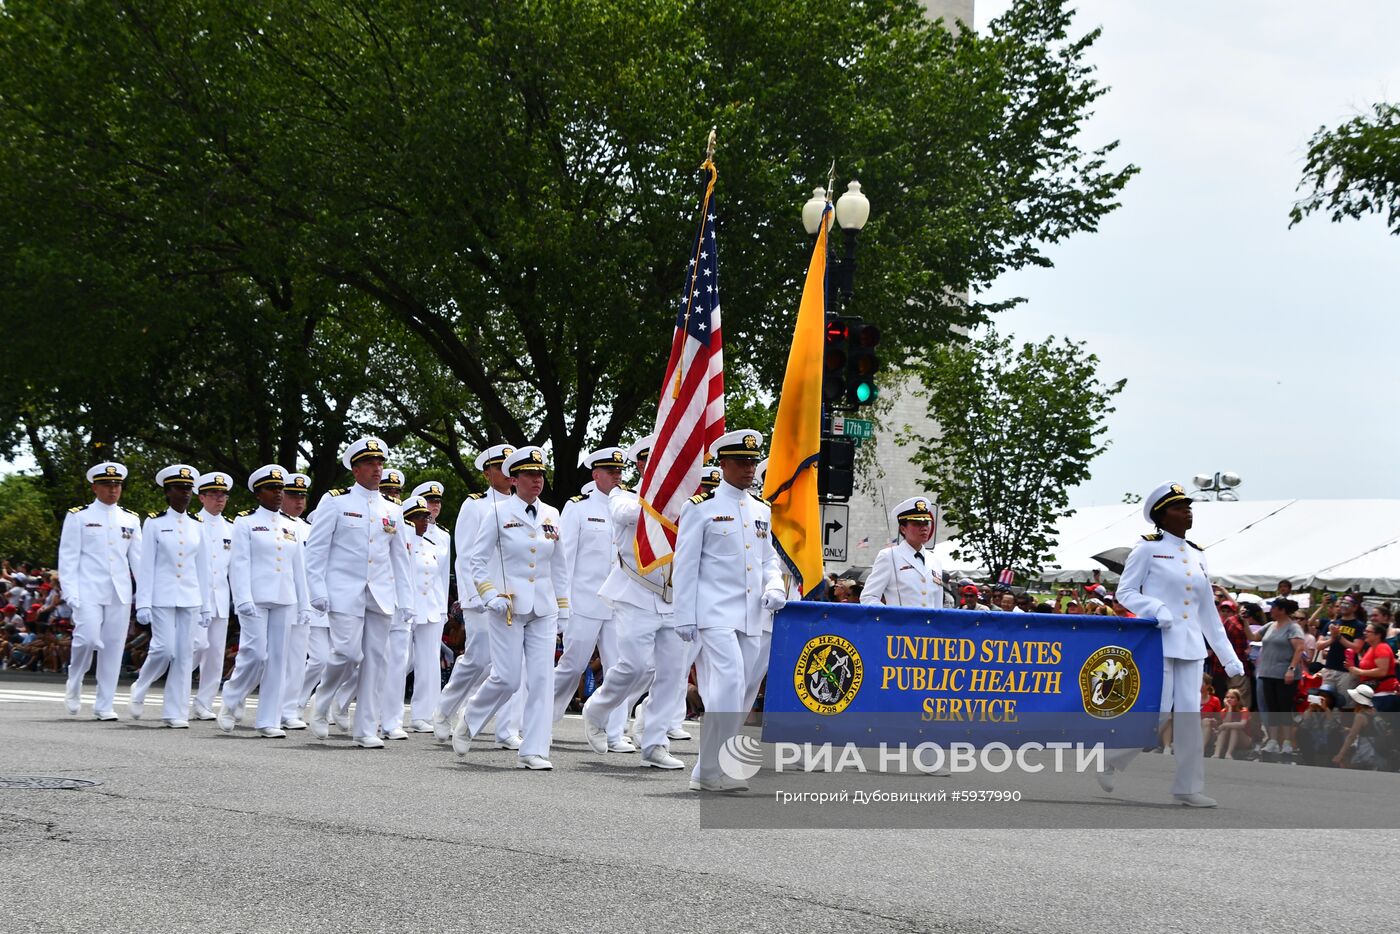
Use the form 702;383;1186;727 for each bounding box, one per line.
818;437;855;500
845;320;881;406
822;318;848;405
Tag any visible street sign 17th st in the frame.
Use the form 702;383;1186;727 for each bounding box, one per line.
821;503;849;563
830;416;874;446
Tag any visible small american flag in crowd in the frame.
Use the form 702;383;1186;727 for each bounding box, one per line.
998;567;1015;585
633;159;726;574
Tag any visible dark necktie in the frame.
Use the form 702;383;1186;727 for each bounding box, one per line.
526;503;537;519
913;551;925;565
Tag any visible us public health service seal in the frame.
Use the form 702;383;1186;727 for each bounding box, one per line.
1078;645;1141;719
794;634;863;715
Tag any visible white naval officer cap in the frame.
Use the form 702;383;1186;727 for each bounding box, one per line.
197;471;232;494
247;464;289;492
892;496;936;524
155;464;199;488
581;446;627;470
380;468;405;489
284;473;311;494
1143;481;1190;524
503;445;548;475
711;428;764;460
341;436;389;470
473;443;516;473
401;495;431;520
693;464;722;491
409;480;445;500
624;434;656;464
86;462;128;484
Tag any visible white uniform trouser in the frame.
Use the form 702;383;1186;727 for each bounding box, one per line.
552;612;624;741
584;603;683;752
131;606;197;720
191;615;229;712
280;622;310;722
437;609;519;742
462;609;556;758
741;629;774;715
380;626;412;732
409;620;447;722
67;602;130;715
315;608;391;738
692;628;762;783
1106;657;1206;797
298;627;331;710
221;604;294;730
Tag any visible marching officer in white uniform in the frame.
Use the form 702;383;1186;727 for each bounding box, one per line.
433;444;524;747
1101;482;1244;807
379;493;450;738
304;437;413;748
672;429;786;791
130;465;214;727
191;471;234;720
278;473;318;730
583;436;687;769
379;468;405;503
404;480;451;732
455;446;569;770
59;462;143;720
218;465;312;738
860;496;946;609
552;447;631;752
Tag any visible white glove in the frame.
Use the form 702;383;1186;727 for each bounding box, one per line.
310;597;329;613
397;607;416;627
762;591;787;612
487;595;511;615
1155;608;1173;630
1224;659;1245;679
235;601;258;619
135;607;153;626
676;624;697;643
198;611;212;629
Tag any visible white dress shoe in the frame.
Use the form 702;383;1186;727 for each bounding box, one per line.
383;727;410;740
93;710;118;721
1174;793;1218;808
581;706;610;755
496;734;523;750
216;702;237;734
256;727;287;739
353;734;386;749
641;746;684;770
128;697;145;720
666;726;693;741
689;776;747;793
1095;766;1116;794
410;719;434;733
451;720;475;757
431;709;453;742
516;755;554;771
608;738;637;754
164;718;190;729
190;702;216;721
64;684;81;716
282;717;308;731
309;708;330;740
334;705;354;732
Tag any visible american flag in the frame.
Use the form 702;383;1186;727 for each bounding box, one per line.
634;160;725;574
998;567;1015;586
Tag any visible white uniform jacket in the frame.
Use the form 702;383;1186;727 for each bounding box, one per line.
304;483;412;616
135;508;213;613
860;540;946;609
408;525;451;624
558;489;614;619
201;512;235;617
597;486;673;616
1116;530;1238;664
58;500;144;607
230;506;311;611
452;489;507;610
469;494;569;619
671;481;783;637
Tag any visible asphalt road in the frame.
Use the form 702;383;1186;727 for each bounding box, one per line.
1;672;1379;934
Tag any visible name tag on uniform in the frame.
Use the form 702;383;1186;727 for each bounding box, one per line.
587;517;606;523
1152;554;1172;559
754;520;769;538
86;523;102;528
503;521;523;529
251;526;270;532
343;512;363;518
160;528;173;533
543;523;559;541
899;564;915;571
713;516;735;522
382;517;397;534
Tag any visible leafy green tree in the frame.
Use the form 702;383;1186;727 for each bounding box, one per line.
899;328;1125;578
0;0;1134;504
1291;102;1400;232
0;474;59;564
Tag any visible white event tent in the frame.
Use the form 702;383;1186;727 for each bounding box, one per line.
931;499;1400;595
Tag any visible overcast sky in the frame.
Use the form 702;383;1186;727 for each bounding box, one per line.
975;1;1400;506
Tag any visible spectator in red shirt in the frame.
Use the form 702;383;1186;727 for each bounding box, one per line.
1209;599;1254;708
1212;688;1250;759
1200;678;1224;751
1348;621;1398;712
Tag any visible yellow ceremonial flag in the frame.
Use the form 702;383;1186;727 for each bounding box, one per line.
764;205;829;597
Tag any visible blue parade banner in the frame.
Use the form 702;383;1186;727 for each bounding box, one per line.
761;603;1164;748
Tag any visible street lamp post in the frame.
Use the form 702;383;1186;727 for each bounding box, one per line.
1191;471;1242;502
802;180;871;317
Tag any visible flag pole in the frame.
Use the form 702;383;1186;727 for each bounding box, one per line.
673;128;718;400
